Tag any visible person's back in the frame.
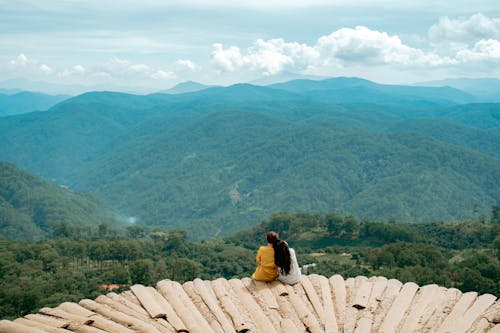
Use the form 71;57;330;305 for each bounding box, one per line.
251;231;279;282
252;246;278;281
278;247;301;285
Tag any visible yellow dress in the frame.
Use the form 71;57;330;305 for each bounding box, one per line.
251;246;278;281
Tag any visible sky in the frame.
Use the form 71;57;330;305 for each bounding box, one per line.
1;0;500;93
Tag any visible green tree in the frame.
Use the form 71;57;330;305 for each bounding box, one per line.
129;259;154;285
326;213;343;236
492;205;500;223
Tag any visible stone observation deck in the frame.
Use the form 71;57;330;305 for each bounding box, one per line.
1;274;499;332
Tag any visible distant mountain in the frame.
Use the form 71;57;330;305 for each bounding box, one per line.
0;78;151;95
161;81;215;94
0;88;21;95
0;161;120;241
0;91;69;117
0;78;498;239
0;92;174;182
0;78;90;95
271;77;475;105
251;71;328;85
415;78;500;102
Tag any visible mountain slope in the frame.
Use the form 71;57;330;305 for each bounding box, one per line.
439;103;500;131
0;79;498;239
0;162;120;241
0;91;69;117
73;111;500;238
388;119;500;158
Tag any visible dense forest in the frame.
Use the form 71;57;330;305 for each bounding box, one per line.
0;161;120;241
0;78;498;319
0;79;498;238
1;212;498;319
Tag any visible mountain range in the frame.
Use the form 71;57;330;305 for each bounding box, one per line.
415;78;500;102
0;91;69;117
161;81;215;94
0;77;498;239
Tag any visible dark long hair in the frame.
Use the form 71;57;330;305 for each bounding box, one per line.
274;240;291;275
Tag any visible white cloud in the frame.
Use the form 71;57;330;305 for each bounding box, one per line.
175;59;199;72
429;13;500;45
151;69;176;80
9;53;32;66
107;56;130;68
211;43;244;72
98;57;177;82
59;64;86;77
246;38;319;75
39;64;53;74
456;39;500;63
211;26;456;77
211;39;319;75
317;26;456;66
128;64;151;73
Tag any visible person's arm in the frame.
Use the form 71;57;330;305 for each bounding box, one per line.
255;247;262;264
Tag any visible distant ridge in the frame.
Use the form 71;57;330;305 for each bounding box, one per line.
270;76;475;104
0;91;69;117
414;77;500;102
0;77;498;238
161;81;215;94
2;274;498;332
252;70;328;85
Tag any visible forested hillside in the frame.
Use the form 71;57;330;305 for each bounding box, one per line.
0;162;120;241
0;91;68;117
74;111;500;237
0;213;498;319
0;78;498;238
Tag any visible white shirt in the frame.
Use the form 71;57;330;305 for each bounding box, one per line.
278;248;301;285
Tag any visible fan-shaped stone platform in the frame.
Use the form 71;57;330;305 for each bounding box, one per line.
1;274;499;332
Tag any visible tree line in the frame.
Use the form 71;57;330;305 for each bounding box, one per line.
1;212;499;319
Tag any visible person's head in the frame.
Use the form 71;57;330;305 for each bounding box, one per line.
274;240;291;275
266;231;279;245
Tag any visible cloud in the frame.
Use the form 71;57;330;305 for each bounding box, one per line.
211;39;319;75
39;64;53;74
211;26;456;76
151;69;176;80
456;39;500;63
429;13;500;45
99;57;176;81
129;64;151;74
6;54;59;78
317;26;456;67
211;43;244;72
175;59;199;72
9;53;31;66
59;65;86;77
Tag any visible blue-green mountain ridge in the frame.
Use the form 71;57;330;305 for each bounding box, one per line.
0;77;498;239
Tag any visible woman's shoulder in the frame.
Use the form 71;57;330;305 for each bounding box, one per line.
259;246;273;252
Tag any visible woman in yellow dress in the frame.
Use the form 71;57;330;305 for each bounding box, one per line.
252;231;280;281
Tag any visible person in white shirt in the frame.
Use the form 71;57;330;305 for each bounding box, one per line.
275;240;301;285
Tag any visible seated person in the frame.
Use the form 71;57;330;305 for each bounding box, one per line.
275;240;301;285
252;231;280;282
